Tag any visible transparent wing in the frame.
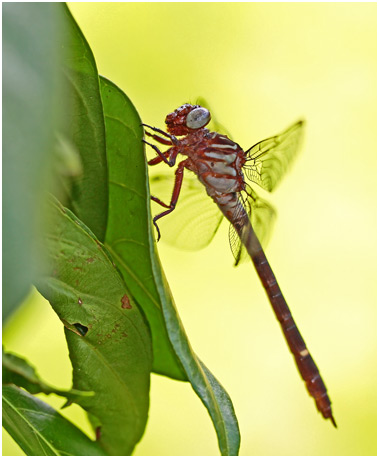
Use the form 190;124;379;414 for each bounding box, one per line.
244;120;305;192
192;97;234;139
149;171;223;250
228;186;277;266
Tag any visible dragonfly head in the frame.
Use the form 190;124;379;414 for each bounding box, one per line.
166;104;211;135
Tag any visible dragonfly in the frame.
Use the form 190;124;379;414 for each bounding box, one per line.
142;103;336;427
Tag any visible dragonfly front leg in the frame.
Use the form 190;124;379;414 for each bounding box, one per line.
145;130;172;146
142;123;179;145
151;160;188;241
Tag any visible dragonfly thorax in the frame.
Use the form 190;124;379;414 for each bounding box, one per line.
184;131;246;196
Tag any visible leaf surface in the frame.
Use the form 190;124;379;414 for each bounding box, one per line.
2;385;106;456
100;77;240;456
58;4;108;241
36;199;152;455
100;77;186;381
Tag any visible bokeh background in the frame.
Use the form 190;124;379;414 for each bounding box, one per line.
3;3;376;456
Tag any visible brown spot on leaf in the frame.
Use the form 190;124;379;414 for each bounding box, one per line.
121;294;132;309
86;257;95;263
78;297;83;305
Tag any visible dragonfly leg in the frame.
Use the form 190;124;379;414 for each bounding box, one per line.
151;195;170;208
152;160;187;241
142;140;174;166
145;130;172;146
142;123;179;145
148;151;170;166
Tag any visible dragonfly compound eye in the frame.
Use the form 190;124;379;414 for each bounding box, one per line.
186;107;211;129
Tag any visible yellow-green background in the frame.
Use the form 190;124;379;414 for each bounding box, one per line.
3;3;376;456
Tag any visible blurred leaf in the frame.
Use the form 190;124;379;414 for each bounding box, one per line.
53;133;83;178
36;199;152;455
3;349;93;405
2;3;60;320
99;77;240;456
57;4;108;241
2;385;106;456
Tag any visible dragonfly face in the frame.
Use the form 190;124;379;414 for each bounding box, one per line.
165;104;211;135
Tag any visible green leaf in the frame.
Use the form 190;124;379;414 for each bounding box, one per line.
99;77;240;456
36;199;153;455
57;4;108;241
2;349;93;405
2;385;106;456
100;76;186;381
2;3;60;320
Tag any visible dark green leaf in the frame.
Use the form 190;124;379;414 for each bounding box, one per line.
2;3;60;320
36;199;153;455
57;4;108;241
2;349;93;405
2;385;106;456
99;77;240;456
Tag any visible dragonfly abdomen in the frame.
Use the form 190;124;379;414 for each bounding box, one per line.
251;245;336;426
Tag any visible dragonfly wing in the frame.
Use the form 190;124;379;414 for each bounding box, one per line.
244;120;305;192
193;97;234;139
229;187;277;266
150;171;223;250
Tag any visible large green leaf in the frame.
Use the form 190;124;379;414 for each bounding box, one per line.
36;199;152;455
100;77;240;456
2;3;59;320
2;385;106;456
57;4;108;241
100;77;186;381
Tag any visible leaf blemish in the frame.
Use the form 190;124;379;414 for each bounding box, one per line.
78;297;83;305
86;257;95;263
121;294;132;309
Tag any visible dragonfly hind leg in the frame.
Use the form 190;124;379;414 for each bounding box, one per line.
150;160;188;241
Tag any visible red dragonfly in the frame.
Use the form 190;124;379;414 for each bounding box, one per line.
142;103;336;427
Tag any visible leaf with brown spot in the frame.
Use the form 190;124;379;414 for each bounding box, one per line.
35;199;153;455
121;294;132;309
